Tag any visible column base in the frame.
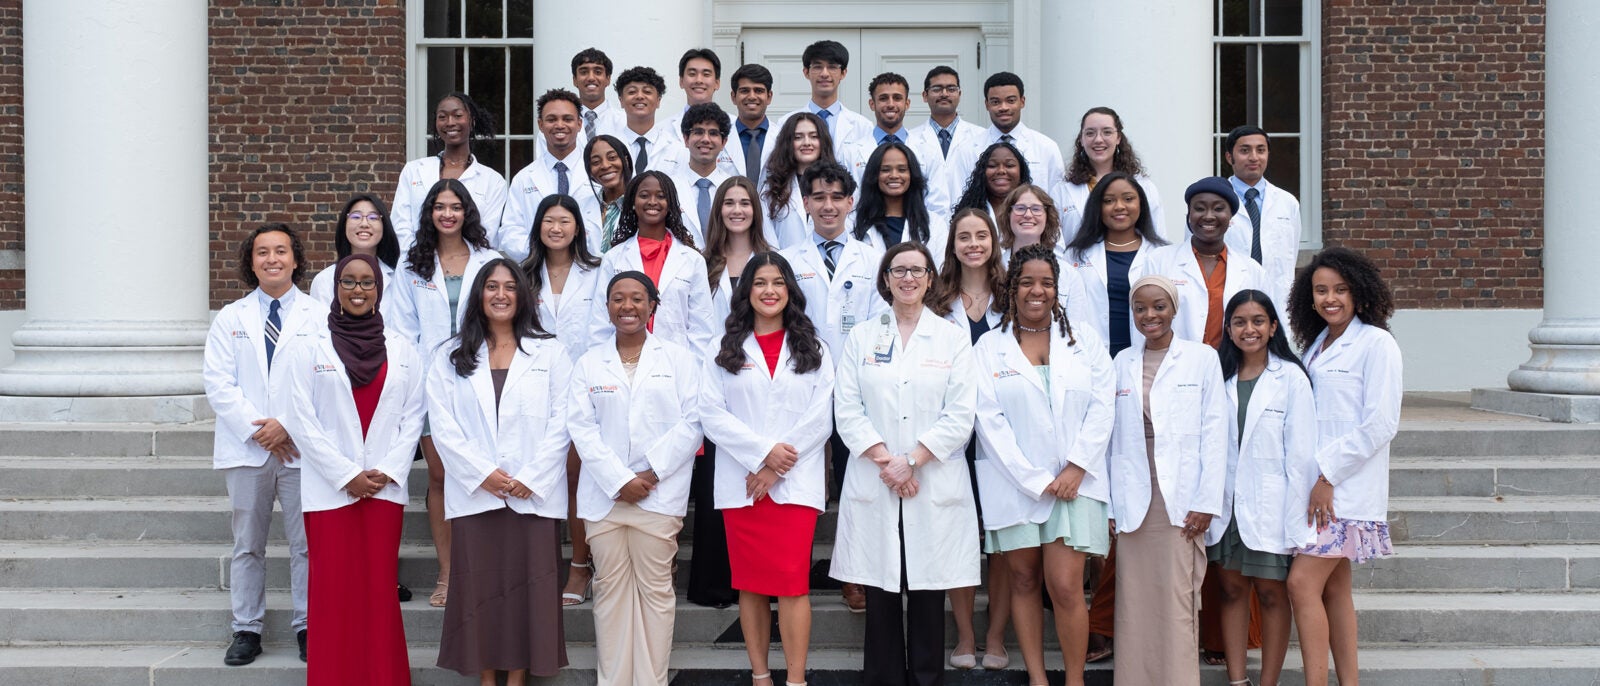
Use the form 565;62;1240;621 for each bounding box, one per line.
0;319;207;396
0;394;213;423
1472;388;1600;424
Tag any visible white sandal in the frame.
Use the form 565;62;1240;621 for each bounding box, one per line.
561;561;592;606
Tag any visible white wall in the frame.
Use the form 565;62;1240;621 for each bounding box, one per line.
1389;308;1542;392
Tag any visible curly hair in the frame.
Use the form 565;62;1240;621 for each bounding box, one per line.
237;223;308;289
405;178;493;281
994;183;1061;251
703;176;771;291
1288;247;1395;351
853;142;933;245
715;252;825;376
998;243;1075;344
953;141;1031;213
1066;106;1145;186
763;112;838;220
611;170;699;249
931;208;1005;318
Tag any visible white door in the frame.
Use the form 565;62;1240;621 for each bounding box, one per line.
740;29;865;119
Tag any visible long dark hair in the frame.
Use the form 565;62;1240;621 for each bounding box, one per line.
522;194;601;294
405;178;492;281
953;141;1031;213
1066;106;1145;185
763;112;838;219
583;134;634;204
1287;247;1395;351
1064;171;1167;260
715;252;825;375
852;142;932;244
932;208;1005;318
703;176;771;291
449;257;553;377
998;243;1075;344
1219;289;1308;382
333;194;401;270
611;170;699;249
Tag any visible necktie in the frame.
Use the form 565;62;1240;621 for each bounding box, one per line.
938;129;952;157
265;298;282;369
1000;133;1015;145
696;178;714;231
634;136;650;172
816;109;833;130
553;161;570;197
741;128;764;181
821;240;841;278
1245;187;1263;263
883;133;901;145
583;109;597;140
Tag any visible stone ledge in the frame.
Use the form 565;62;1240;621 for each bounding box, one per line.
1473;387;1600;423
0;395;213;424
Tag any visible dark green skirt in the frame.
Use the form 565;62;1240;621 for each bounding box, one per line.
1205;514;1291;582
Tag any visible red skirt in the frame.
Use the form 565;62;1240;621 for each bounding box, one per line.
304;498;409;686
723;497;818;597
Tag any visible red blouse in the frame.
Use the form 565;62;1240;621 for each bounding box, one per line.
351;361;388;439
755;329;785;376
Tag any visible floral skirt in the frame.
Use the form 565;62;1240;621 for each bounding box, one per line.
1295;517;1393;564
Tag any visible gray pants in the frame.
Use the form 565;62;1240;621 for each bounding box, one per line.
223;459;309;634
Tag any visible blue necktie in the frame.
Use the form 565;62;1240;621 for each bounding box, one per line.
821;240;841;278
883;133;901;145
938;129;952;157
1245;187;1263;263
265;299;282;368
816;109;833;129
741;127;765;181
554;161;570;197
634;136;650;172
696;178;714;231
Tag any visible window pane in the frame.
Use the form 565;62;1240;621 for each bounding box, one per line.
1261;44;1299;132
507;0;533;39
1220;0;1255;37
423;0;461;38
509;138;537;182
477;137;509;179
1264;0;1303;36
1217;44;1250;131
509;48;534;136
426;47;466;152
467;47;507;139
465;0;504;39
1265;136;1301;210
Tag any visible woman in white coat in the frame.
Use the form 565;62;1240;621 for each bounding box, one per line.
832;241;980;686
569;271;704;686
427;258;573;685
594;170;717;352
700;252;835;686
1053;106;1168;243
994;184;1094;326
1107;275;1228;686
309;194;402;311
761;113;839;249
1061;171;1169;359
284;255;425;685
852;142;948;266
1284;248;1402;686
973;244;1114;686
704;177;775;363
391;92;507;252
388;177;501;608
1145;177;1277;349
578;134;635;254
1210;289;1317;686
519;193;606;608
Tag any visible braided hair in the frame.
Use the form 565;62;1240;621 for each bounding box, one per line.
611;170;700;250
998;243;1075;345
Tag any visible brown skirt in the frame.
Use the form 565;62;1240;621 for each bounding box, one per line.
437;507;568;676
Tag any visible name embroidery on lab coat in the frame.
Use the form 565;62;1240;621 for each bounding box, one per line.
920;359;952;370
230;330;249;339
410;278;438;291
313;364;338;374
994;369;1021;379
1116;388;1133;397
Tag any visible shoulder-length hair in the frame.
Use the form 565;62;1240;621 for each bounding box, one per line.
521;194;601;294
1219;289;1308;381
703;176;771;290
1065;106;1146;185
1287;247;1395;351
932;208;1006;318
993;183;1061;251
852;142;932;245
953;140;1031;213
448;257;553;377
1064;171;1167;260
237;223;308;289
763;112;838;219
875;240;940;307
612;170;699;249
714;252;825;376
998;243;1075;344
405;178;492;281
333;194;401;270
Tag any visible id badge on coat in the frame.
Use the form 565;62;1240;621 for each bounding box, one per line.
872;314;894;364
840;280;857;334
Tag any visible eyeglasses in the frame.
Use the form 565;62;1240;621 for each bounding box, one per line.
347;212;383;223
926;85;961;95
338;278;378;291
887;266;930;279
1011;204;1046;216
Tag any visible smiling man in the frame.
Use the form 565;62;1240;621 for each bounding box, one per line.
670;102;733;245
500;88;591;261
571;48;620;141
600;65;687;175
661;48;723;148
787;40;874;158
867;71;950;216
1221;125;1301;309
725;63;775;181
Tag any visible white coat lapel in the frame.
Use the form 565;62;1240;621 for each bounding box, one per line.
656;241;691;290
274;292;318;344
999;333;1047;397
1241;361;1284;445
467;343;499;429
502;340;538;410
240;296;271;383
630;335;665;390
739;334;774;381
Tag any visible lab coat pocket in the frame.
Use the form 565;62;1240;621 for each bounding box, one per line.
1168;387;1203;435
1314;376;1362;422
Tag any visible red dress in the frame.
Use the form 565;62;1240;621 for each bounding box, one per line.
722;330;820;597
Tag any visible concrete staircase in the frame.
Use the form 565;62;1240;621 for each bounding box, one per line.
1;403;1599;684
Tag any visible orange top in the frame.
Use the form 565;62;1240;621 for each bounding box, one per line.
636;233;673;332
1197;245;1228;349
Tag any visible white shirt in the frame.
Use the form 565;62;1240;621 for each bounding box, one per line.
1223;355;1319;554
1224;176;1302;309
671;164;733;246
600;118;687;175
779;234;888;364
500;144;590;261
203;287;321;470
830;308;981;592
282;331;426;513
1051;173;1171;244
1304;317;1403;522
390;155;508;253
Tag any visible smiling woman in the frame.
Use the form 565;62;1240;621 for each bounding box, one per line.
391;92;510;253
1142;176;1277;349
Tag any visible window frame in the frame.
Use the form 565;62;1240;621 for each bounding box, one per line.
404;1;537;176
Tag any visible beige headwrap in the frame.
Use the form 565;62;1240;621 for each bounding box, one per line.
1130;274;1180;312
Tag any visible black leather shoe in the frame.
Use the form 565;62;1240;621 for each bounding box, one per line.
398;583;413;602
297;629;308;663
223;631;262;666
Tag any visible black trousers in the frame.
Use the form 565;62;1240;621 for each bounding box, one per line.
862;502;944;686
686;441;737;606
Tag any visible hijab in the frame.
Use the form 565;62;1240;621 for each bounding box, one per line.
327;254;388;387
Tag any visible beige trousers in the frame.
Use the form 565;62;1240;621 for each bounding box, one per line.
586;502;684;686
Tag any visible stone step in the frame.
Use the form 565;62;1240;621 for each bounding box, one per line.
2;643;1600;686
3;588;1597;648
1387;496;1600;544
1389;422;1600;458
1353;544;1600;591
0;424;213;458
0;456;432;499
1388;456;1600;497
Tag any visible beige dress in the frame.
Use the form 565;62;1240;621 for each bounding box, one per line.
1112;346;1205;686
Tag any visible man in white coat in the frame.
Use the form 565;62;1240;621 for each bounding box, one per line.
725;63;778;182
866;71;952;218
787;40;875;158
572;48;622;144
907;66;987;164
501;88;590;261
600;66;686;175
669;102;734;246
1222;124;1302;310
203;224;319;667
943;72;1067;206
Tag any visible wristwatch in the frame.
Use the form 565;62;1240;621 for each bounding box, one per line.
906;454;917;468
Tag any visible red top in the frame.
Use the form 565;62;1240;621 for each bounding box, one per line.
637;233;673;333
351;361;388;439
755;329;786;376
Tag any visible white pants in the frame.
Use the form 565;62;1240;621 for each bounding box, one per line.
587;502;683;686
223;459;309;634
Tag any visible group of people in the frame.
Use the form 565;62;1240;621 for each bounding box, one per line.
202;38;1403;686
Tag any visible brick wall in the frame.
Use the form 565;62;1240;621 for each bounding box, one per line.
209;0;408;308
0;0;22;309
1322;0;1545;309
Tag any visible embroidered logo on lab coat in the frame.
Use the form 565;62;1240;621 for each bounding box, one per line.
313;364;338;374
588;385;619;395
994;369;1020;379
230;330;249;339
1116;388;1133;397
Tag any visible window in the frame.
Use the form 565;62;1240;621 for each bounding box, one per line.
1213;0;1320;245
407;0;535;179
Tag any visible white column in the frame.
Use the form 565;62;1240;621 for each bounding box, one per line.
1506;0;1600;395
533;0;707;115
1036;2;1212;238
0;0;210;397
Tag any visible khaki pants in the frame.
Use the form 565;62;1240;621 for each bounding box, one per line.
586;502;683;686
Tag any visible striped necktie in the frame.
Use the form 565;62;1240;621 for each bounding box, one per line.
264;298;282;368
1245;187;1263;263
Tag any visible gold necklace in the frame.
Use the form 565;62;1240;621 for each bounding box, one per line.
1106;237;1140;248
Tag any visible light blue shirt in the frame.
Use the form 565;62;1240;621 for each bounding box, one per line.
807;100;844;136
255;284;299;312
1229;175;1266;205
873;127;909;145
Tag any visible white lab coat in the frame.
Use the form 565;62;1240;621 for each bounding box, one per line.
830;308;981;592
779;236;888;365
282;331;426;513
762;179;812;250
204;288;322;471
389;246;501;361
593;235;717;352
1223;178;1301;308
568;334;704;520
699;334;835;511
1061;240;1159;348
907;117;987;166
787;104;876;158
973;324;1115;529
308;261;399;316
1143;241;1281;345
536;260;605;362
1107;337;1229;545
1304;317;1403;522
994;246;1098;333
1052;174;1170;244
426;338;574;520
1223;356;1319;553
943;123;1067;207
670;165;733;247
598;119;687;175
857;208;951;272
709;267;736;332
721;120;777;179
499;146;591;261
390;155;508;253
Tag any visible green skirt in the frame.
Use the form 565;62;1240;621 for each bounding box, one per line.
1206;514;1292;581
983;496;1110;556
